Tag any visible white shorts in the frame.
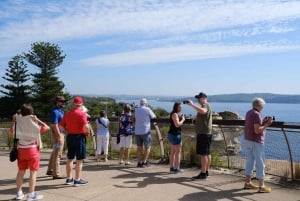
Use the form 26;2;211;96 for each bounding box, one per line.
119;135;133;149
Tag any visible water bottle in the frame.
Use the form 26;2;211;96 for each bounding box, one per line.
55;142;60;149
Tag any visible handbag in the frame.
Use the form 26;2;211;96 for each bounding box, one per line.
9;121;18;162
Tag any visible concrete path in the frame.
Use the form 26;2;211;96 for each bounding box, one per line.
1;151;300;201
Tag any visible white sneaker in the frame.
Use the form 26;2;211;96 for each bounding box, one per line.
16;191;24;200
27;192;43;201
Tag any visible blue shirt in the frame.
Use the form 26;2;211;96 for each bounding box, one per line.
51;106;64;133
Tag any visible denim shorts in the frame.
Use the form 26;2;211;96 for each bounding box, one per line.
168;133;182;145
135;133;151;148
66;134;86;160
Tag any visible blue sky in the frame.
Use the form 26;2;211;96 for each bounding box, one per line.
1;0;300;97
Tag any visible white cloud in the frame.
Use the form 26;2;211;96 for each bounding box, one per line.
1;0;300;63
80;42;300;67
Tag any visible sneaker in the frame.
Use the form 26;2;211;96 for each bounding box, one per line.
143;161;151;167
192;173;207;180
174;168;184;174
137;162;145;168
170;167;176;173
74;179;88;187
26;192;43;201
65;178;74;185
104;158;108;162
206;171;210;177
125;161;131;165
258;186;271;193
244;182;259;189
119;160;124;164
53;175;66;180
16;191;24;200
46;171;52;176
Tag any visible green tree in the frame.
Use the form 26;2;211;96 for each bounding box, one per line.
24;42;68;117
0;55;31;117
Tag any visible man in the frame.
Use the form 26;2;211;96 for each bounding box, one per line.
59;96;90;187
134;98;156;167
186;92;212;180
46;96;66;179
243;97;273;193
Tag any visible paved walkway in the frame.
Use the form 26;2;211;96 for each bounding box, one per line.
1;151;300;201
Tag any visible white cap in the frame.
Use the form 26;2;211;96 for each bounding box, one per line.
140;98;147;106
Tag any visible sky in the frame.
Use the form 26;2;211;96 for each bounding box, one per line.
1;0;300;97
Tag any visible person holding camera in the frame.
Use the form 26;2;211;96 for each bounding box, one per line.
243;97;273;193
118;104;134;165
168;102;185;173
185;92;212;180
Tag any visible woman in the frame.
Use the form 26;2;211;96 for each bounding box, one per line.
168;102;185;173
95;110;110;162
14;104;50;200
118;104;134;165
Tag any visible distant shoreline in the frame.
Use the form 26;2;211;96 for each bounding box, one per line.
81;93;300;104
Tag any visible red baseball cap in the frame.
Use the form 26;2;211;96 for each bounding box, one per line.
73;96;83;106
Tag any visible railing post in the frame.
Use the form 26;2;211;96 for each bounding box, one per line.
281;127;294;180
218;125;230;169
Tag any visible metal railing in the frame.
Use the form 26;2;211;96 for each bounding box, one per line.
1;119;300;181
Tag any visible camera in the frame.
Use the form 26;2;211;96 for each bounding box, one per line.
183;100;189;104
265;116;275;121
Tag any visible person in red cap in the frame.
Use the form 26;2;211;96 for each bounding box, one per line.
59;96;90;187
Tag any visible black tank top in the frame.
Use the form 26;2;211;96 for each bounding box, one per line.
168;112;182;135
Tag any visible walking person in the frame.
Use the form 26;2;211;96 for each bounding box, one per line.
14;104;50;201
95;110;110;162
168;102;185;173
46;96;66;179
243;97;273;193
118;104;134;165
134;98;156;167
59;96;90;187
186;92;212;180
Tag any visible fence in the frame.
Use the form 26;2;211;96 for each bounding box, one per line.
1;119;300;181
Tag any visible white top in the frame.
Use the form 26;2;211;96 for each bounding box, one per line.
134;106;156;135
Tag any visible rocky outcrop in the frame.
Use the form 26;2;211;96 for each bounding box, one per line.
212;111;243;155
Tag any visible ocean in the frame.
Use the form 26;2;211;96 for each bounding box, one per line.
117;99;300;161
117;99;300;123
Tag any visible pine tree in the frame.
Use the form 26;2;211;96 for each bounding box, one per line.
24;42;68;117
0;55;31;117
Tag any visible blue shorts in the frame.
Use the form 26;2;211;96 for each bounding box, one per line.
168;133;182;145
196;134;212;155
66;134;86;160
135;133;151;148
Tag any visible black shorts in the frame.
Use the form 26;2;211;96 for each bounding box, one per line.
66;134;86;160
196;134;212;155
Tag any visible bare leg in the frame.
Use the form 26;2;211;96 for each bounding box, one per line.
169;144;175;168
174;144;182;169
28;170;37;193
75;160;83;180
119;147;124;162
137;146;142;163
16;170;26;192
200;155;208;173
143;147;151;162
66;159;73;178
125;148;130;162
